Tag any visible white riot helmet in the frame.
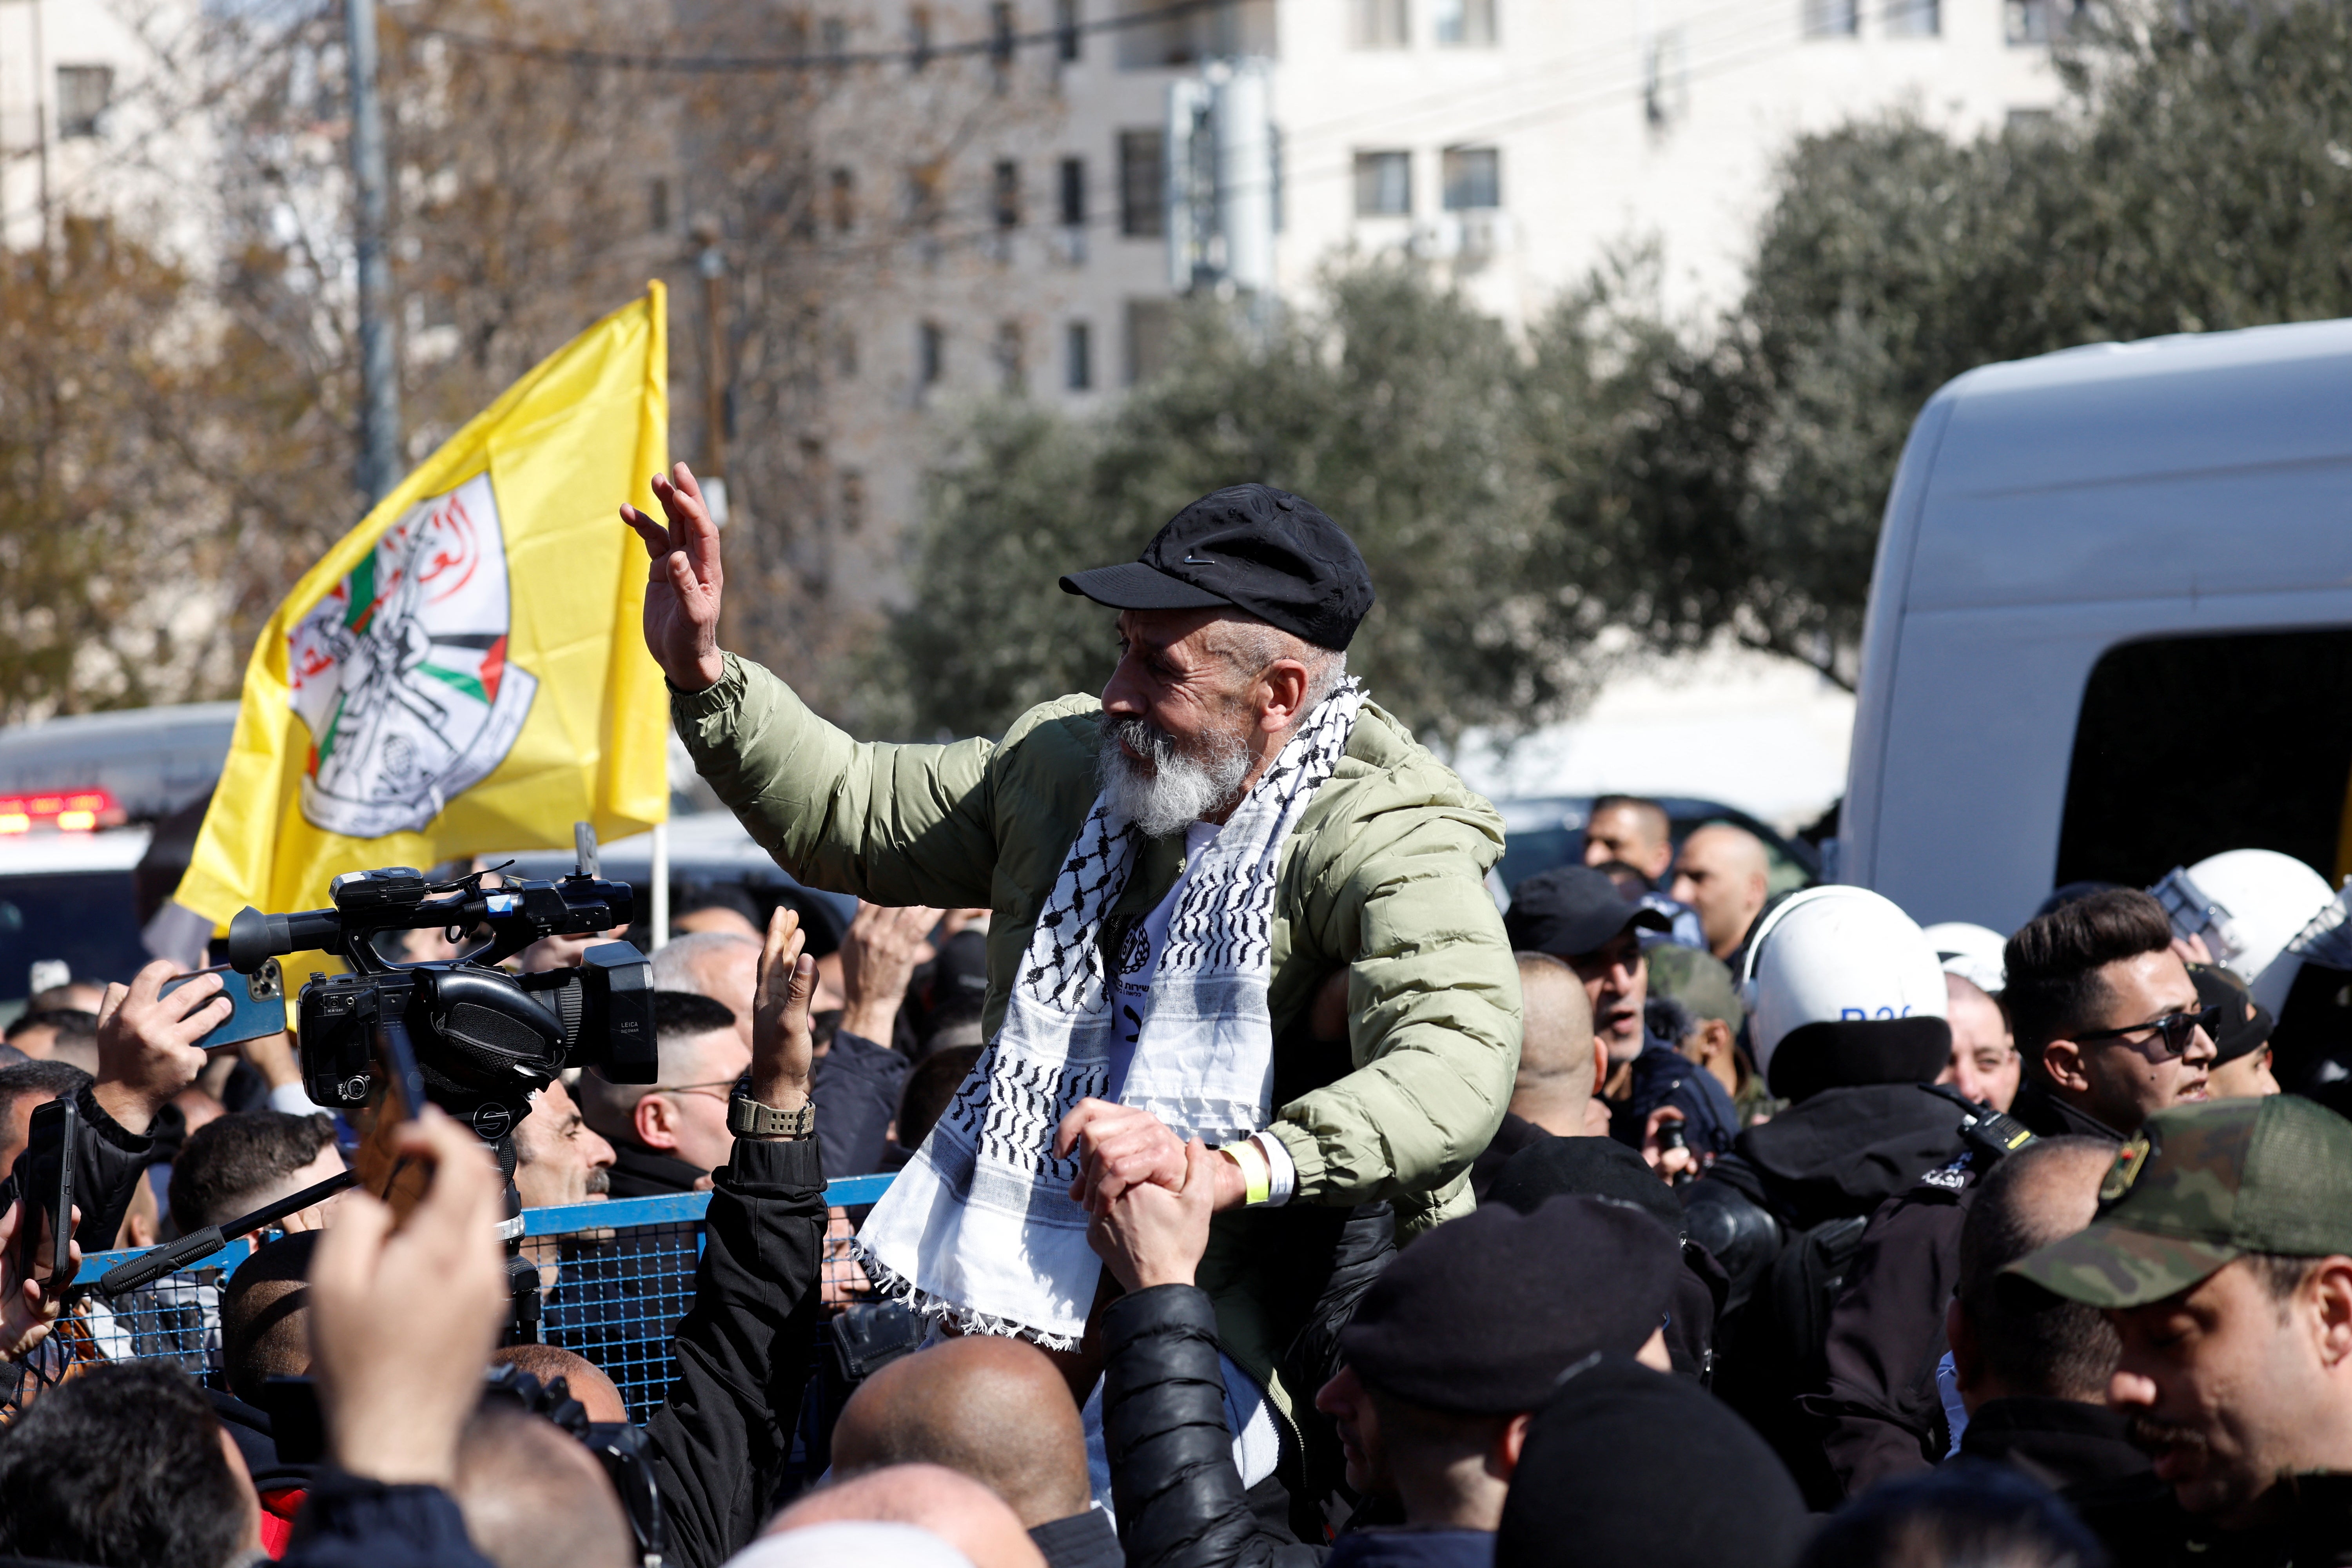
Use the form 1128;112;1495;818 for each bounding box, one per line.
1922;921;2007;998
1739;886;1950;1099
2145;849;2335;1011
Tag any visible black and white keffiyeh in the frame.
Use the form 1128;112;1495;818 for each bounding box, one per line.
852;681;1364;1347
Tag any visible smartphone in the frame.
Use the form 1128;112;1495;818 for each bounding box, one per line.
11;1096;78;1300
160;960;285;1051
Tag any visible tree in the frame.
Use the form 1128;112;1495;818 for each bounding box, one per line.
893;263;1577;746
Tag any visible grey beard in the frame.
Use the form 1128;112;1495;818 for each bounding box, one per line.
1098;713;1252;839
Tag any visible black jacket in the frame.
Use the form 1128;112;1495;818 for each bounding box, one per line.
278;1470;497;1568
1683;1080;1971;1506
1958;1397;2158;1495
1103;1282;1325;1568
812;1029;909;1180
1811;1081;2123;1498
645;1134;828;1568
1032;1509;1127;1568
606;1140;708;1199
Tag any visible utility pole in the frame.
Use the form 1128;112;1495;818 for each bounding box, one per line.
345;0;402;504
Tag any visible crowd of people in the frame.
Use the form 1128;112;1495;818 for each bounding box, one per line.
4;474;2352;1568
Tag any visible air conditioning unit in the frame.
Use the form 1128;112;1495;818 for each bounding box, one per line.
1051;224;1088;267
1455;211;1512;261
1410;218;1460;260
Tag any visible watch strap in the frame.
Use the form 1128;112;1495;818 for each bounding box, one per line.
729;1094;815;1140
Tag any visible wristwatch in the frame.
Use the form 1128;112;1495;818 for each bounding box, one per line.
728;1094;815;1140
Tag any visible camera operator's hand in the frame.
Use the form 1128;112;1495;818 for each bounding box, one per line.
749;906;817;1114
839;900;940;1046
620;461;726;693
309;1107;506;1487
1087;1137;1218;1292
93;959;231;1135
0;1198;79;1362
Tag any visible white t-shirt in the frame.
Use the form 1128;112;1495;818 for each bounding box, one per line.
1105;819;1296;1201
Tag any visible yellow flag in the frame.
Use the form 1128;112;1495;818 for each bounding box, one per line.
176;283;670;943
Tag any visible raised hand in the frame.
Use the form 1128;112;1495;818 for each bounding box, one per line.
750;906;817;1113
0;1198;80;1362
838;901;942;1046
619;461;726;692
94;959;231;1135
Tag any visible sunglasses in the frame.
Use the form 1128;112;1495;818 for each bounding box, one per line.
2073;1004;2222;1060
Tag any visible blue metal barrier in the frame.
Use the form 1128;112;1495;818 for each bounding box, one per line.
65;1171;897;1421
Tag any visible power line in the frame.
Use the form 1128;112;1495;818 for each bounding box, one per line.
409;0;1242;74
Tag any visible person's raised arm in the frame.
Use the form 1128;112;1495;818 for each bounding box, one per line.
620;461;727;694
648;906;830;1568
93;959;229;1137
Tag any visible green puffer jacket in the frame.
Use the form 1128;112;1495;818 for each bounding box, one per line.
671;655;1521;1370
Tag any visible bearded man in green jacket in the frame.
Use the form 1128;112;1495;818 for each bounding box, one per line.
621;466;1519;1435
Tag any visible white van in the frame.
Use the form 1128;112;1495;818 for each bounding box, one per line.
1840;318;2352;932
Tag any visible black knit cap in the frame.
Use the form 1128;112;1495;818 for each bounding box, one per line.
1336;1194;1680;1414
1504;865;1670;959
1497;1355;1810;1568
2189;960;2274;1068
1059;483;1374;652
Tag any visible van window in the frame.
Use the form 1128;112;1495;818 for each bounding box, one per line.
2055;629;2352;891
0;872;149;1004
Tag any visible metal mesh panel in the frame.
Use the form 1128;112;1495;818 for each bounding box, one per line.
22;1173;895;1425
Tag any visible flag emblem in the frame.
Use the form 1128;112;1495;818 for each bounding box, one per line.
287;473;539;838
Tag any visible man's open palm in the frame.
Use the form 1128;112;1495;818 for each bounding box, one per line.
620;461;726;691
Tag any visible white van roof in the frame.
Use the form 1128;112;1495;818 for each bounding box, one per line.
0;702;238;820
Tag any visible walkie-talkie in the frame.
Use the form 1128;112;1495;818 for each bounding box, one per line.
1920;1081;2036;1166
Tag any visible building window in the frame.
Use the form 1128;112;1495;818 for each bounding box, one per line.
1066;321;1093;390
1802;0;1858;36
991;2;1016;89
1885;0;1939;35
1432;0;1495;45
995;320;1025;392
840;470;866;534
993;161;1022;228
1119;129;1164;237
1348;0;1409;48
1797;0;1853;35
55;65;112;139
2005;0;2082;42
1353;151;1411;217
829;168;856;232
1058;157;1087;226
918;321;944;389
1056;0;1082;59
1126;298;1173;386
909;4;933;68
648;178;671;233
906;164;943;227
1440;147;1499;211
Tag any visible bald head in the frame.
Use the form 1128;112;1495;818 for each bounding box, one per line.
1516;954;1597;1089
831;1338;1089;1526
769;1464;1045;1568
454;1405;633;1568
490;1344;630;1423
1670;824;1772;961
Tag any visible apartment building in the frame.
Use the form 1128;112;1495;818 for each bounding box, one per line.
799;0;2074;610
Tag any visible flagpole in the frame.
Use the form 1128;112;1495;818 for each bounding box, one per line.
650;818;670;947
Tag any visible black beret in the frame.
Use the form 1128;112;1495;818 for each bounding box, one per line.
1504;865;1669;959
1497;1355;1810;1568
1337;1195;1679;1414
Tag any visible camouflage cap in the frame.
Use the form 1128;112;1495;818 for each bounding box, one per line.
2004;1095;2352;1308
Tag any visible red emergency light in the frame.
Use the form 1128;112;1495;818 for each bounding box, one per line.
0;788;122;834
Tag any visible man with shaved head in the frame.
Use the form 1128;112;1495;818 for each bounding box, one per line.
577;990;749;1195
1670;823;1772;963
454;1404;635;1568
762;1464;1047;1568
491;1344;631;1424
831;1337;1113;1568
1473;955;1603;1200
652;932;762;1051
1947;1135;2154;1498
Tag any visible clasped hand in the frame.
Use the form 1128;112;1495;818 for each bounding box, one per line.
1053;1099;1247;1214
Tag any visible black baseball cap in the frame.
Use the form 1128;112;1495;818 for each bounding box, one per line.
1059;484;1374;652
1505;865;1670;959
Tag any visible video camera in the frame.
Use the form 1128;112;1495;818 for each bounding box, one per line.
227;846;656;1140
